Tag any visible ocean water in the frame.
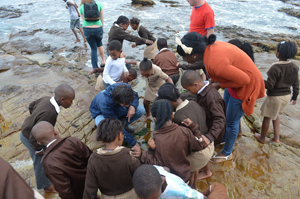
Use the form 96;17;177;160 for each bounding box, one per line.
0;0;300;45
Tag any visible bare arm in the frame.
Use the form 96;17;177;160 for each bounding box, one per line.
166;77;173;84
100;9;104;27
206;28;214;37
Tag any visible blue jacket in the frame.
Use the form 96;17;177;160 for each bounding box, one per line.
89;83;139;146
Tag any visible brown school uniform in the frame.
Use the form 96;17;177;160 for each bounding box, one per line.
0;157;35;199
108;25;146;47
153;49;179;77
21;96;58;151
196;83;226;144
137;25;157;59
83;146;140;199
42;137;92;199
144;64;169;101
140;123;204;182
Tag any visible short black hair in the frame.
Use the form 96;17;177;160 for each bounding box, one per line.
151;99;173;131
228;39;254;62
181;70;202;87
157;38;168;49
157;83;180;102
115;15;129;25
277;41;297;61
96;118;123;142
139;57;153;72
133;165;161;199
130;17;140;25
128;68;137;77
108;40;122;51
111;84;135;105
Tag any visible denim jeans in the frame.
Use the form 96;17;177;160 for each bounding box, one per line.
83;27;103;69
20;132;52;189
94;105;145;146
221;89;245;156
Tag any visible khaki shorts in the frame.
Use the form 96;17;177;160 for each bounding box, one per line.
188;142;214;172
144;40;157;60
95;75;106;92
101;188;138;199
144;84;160;102
261;94;290;120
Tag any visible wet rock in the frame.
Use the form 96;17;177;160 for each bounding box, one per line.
278;7;300;18
131;0;155;6
0;6;28;19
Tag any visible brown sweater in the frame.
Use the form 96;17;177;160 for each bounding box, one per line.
196;83;226;142
21;96;58;151
265;61;299;100
0;157;34;199
42;137;92;199
173;100;208;136
140;123;204;182
138;25;156;45
108;25;146;47
83;147;141;198
153;49;179;76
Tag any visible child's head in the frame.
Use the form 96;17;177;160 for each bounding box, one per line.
127;68;137;82
276;41;297;61
108;40;122;60
129;17;140;30
111;84;135;107
151;99;173;131
157;38;168;51
157;83;180;110
115;15;129;30
96;118;124;145
181;70;205;95
31;121;59;146
133;165;162;199
54;83;75;108
228;39;255;62
139;58;153;78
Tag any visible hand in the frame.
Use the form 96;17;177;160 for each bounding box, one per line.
290;99;297;105
131;43;137;48
89;70;94;75
176;62;179;67
120;52;126;58
131;143;141;158
145;39;153;45
148;137;156;149
201;135;211;147
35;150;44;156
181;118;193;127
212;82;221;90
127;106;136;122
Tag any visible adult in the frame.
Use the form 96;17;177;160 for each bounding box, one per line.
107;15;153;52
187;0;215;37
157;83;214;181
79;0;105;68
20;84;75;192
176;32;265;163
89;83;145;149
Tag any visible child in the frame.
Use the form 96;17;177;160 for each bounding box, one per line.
157;83;214;185
20;83;75;193
64;0;86;43
102;40;131;88
31;121;92;199
83;118;141;199
139;58;173;121
129;17;157;60
95;68;137;91
133;164;229;199
131;99;206;183
153;38;180;84
180;70;227;163
254;41;299;144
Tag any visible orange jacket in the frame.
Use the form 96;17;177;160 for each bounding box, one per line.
203;41;265;115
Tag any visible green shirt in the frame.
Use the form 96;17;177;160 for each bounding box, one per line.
79;1;103;27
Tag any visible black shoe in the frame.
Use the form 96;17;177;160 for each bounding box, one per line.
125;125;135;134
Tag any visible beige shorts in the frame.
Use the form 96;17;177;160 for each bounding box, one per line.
144;40;157;60
144;84;159;102
188;142;214;172
261;94;290;120
95;75;106;92
101;188;138;199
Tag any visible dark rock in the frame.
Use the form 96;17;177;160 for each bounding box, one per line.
0;6;27;19
278;7;300;18
131;0;155;6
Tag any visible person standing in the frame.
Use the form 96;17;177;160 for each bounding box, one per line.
80;0;105;68
187;0;215;37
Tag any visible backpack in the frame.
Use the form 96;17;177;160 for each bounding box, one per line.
84;2;100;21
